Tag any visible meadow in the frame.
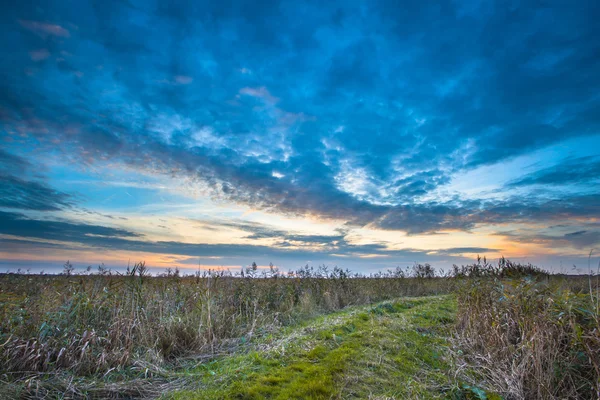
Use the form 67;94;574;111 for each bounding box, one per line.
0;259;598;399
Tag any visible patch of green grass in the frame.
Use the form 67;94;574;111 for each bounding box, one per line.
166;295;460;399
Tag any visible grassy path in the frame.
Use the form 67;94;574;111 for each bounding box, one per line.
165;295;458;399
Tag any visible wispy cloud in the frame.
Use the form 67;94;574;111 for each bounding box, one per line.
239;87;279;105
29;49;50;61
174;75;193;84
19;20;70;38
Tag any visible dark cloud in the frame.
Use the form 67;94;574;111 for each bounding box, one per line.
0;211;140;244
0;149;31;174
563;231;600;249
0;150;73;211
0;174;73;211
212;220;289;240
211;220;346;245
496;225;600;251
284;234;346;244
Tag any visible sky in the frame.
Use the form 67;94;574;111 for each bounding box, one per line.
1;0;599;274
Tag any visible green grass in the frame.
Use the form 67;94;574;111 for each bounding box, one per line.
165;295;460;400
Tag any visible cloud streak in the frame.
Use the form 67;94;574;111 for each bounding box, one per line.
0;211;470;263
508;156;600;187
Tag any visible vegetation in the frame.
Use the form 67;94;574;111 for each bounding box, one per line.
0;262;451;398
0;258;598;399
454;257;600;399
167;296;458;400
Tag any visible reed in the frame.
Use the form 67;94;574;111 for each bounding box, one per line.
454;257;600;399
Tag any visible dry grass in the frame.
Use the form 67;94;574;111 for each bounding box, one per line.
454;258;600;399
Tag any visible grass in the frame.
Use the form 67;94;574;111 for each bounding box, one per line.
454;258;600;399
1;258;598;399
0;265;453;398
0;268;452;375
165;295;462;400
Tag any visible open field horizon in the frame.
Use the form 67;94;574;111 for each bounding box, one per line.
1;255;599;276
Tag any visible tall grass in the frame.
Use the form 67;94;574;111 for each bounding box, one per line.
455;257;600;399
3;258;599;399
0;262;451;397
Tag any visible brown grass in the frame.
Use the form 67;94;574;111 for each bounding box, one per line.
454;258;600;399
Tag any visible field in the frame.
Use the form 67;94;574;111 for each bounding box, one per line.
0;259;598;399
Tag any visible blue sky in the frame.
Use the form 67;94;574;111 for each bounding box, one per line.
1;0;599;274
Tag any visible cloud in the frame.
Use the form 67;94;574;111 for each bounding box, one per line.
18;20;70;38
562;230;600;249
174;75;193;84
0;211;445;262
0;0;599;240
239;87;279;105
0;149;31;174
0;175;73;211
201;219;347;247
433;247;501;256
496;224;600;251
0;150;75;211
0;150;73;211
29;49;50;61
0;211;140;245
508;156;600;187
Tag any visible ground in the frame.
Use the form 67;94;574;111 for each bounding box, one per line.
164;295;460;400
